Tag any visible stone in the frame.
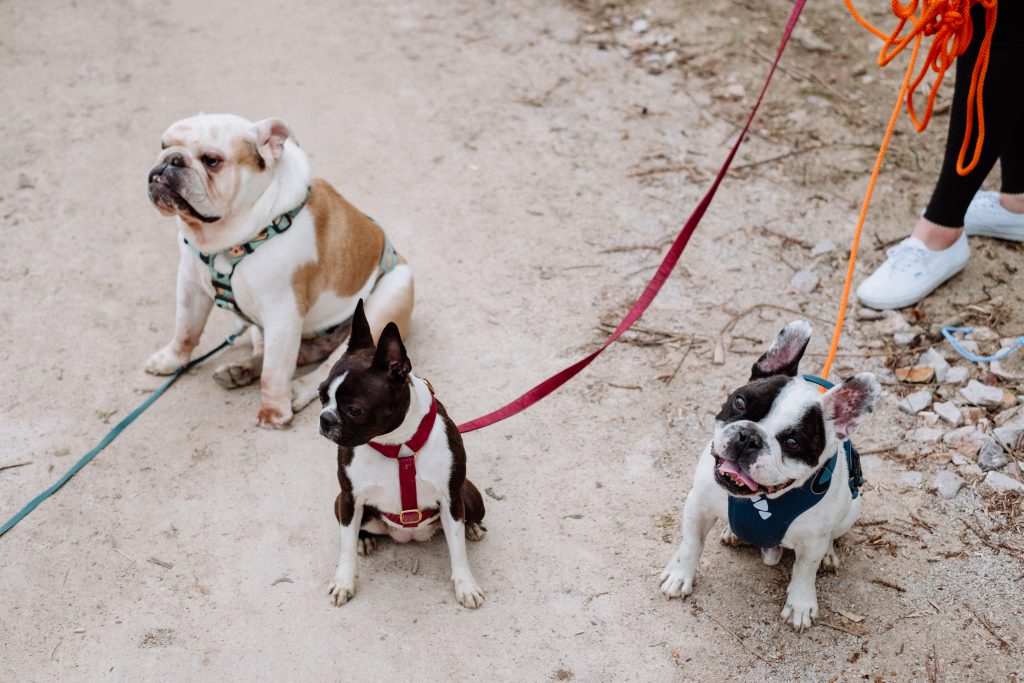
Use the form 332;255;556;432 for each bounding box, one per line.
950;452;969;466
922;411;940;426
932;470;966;500
993;424;1024;450
790;270;819;293
920;347;949;383
932;401;962;427
963;406;986;424
959;380;1005;408
792;26;834;53
856;308;885;321
909;427;943;443
893;331;918;347
942;426;976;444
899;390;933;415
878;311;911;334
977;435;1009;471
895;366;935;383
994;404;1024;427
900;471;923;488
1000;390;1017;409
954;339;981;356
631;18;650;33
966;327;999;342
810;239;836;257
640;53;665;74
991;355;1024;381
943;366;970;384
953;438;982;459
982;471;1024;493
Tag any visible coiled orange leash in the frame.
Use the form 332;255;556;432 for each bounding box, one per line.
820;0;998;381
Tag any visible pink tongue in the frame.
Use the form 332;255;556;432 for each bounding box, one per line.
717;459;760;492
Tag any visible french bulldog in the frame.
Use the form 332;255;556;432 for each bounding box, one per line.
318;300;486;608
145;113;414;428
659;321;880;631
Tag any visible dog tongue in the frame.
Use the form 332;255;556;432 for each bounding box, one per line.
717;458;760;492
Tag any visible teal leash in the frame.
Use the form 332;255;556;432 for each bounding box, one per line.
0;330;244;539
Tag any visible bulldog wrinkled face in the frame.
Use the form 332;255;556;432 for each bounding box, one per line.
318;301;412;448
710;320;880;499
147;114;289;228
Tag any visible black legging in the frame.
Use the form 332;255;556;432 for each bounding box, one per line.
924;2;1024;228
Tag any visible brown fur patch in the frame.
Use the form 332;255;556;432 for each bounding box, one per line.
291;178;386;316
232;138;265;171
256;404;285;425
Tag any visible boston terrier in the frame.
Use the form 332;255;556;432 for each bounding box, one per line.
659;321;880;631
317;300;486;608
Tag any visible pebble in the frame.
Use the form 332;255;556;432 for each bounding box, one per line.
632;18;650;33
856;308;885;321
959;380;1005;408
722;83;746;100
641;53;664;74
899;471;923;488
893;331;918;346
932;401;962;427
790;270;819;293
982;471;1024;493
895;366;934;383
994;404;1023;426
993;423;1023;450
792;26;834;53
920;347;949;383
966;327;999;342
933;470;965;500
977;435;1009;471
942;426;975;444
921;411;940;426
878;311;911;334
898;390;933;415
810;239;836;257
943;366;970;384
1000;389;1017;409
909;427;943;442
950;452;969;466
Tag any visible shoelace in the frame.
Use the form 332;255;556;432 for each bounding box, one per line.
885;240;929;276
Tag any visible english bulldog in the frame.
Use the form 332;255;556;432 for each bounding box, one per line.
659;321;880;631
145;113;414;428
318;301;486;608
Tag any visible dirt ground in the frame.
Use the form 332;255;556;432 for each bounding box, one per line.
2;0;1023;680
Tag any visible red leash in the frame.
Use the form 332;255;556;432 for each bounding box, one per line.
457;0;807;434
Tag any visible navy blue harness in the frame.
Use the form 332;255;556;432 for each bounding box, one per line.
726;375;864;549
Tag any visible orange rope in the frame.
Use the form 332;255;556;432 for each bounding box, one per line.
820;0;998;381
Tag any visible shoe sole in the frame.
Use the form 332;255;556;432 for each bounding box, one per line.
856;257;970;310
964;225;1024;241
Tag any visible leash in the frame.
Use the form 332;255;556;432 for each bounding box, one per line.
0;329;244;539
456;0;808;433
942;326;1024;362
822;0;998;381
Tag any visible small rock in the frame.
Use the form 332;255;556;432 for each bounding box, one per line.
933;401;962;427
943;426;976;444
993;424;1024;450
792;26;834;53
955;339;981;356
909;427;943;443
953;438;983;459
932;470;966;500
966;327;999;342
899;390;933;415
895;366;935;383
640;53;664;74
977;435;1009;471
959;462;984;477
921;411;940;426
950;452;969;466
722;83;746;100
1000;389;1017;409
790;270;819;293
877;311;911;334
893;331;918;347
810;239;836;257
944;366;970;384
982;471;1024;493
856;308;885;321
920;348;949;383
959;380;1005;408
899;471;923;488
963;406;986;423
990;355;1024;381
632;18;650;33
994;404;1023;426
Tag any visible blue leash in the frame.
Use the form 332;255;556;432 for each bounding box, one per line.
942;326;1024;363
0;331;243;539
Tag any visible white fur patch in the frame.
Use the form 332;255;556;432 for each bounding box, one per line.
320;371;348;419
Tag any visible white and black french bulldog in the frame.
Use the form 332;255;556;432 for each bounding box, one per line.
659;320;880;631
146;113;414;429
317;300;486;608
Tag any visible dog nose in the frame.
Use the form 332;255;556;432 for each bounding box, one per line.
735;429;764;456
320;410;340;433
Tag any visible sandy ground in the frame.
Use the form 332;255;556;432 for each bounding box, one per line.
2;0;1023;680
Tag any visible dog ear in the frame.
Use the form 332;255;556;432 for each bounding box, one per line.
346;299;374;352
750;320;812;380
822;373;881;440
253;118;291;162
373;322;411;381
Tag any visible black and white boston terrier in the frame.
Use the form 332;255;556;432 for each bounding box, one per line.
317;300;486;608
659;321;880;631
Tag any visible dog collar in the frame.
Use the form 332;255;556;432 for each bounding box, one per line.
367;386;439;528
726;375;864;549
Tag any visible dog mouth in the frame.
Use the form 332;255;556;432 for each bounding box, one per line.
148;176;220;223
713;452;793;497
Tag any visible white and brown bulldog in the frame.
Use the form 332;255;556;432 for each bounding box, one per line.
145;113;414;428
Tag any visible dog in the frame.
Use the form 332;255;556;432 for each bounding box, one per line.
317;300;486;608
145;113;414;428
659;321;880;631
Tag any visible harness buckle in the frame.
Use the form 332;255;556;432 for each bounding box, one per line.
399;509;423;525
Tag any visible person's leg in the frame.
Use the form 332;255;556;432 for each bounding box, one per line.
997;112;1024;212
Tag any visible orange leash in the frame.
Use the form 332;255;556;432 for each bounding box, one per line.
821;0;998;381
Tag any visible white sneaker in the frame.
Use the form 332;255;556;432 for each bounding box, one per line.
964;191;1024;241
856;233;970;310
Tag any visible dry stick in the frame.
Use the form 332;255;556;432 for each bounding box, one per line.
695;606;775;667
964;603;1010;649
112;547;136;563
0;461;31;473
50;637;62;661
729;143;828;172
818;620;863;637
870;578;906;593
661;340;697;385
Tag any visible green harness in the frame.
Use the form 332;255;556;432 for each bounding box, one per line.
182;191;398;338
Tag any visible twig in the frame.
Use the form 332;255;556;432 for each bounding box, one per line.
147;556;173;569
870;578;906;593
608;383;642;390
0;461;31;473
730;143;828;173
50;637;62;661
112;547;137;563
965;603;1011;649
694;605;775;666
660;340;696;385
818;620;863;637
601;236;674;254
411;558;420;576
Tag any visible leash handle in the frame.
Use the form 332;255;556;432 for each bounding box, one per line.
942;326;1024;363
0;331;243;539
457;0;808;433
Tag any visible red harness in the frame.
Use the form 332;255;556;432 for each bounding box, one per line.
366;390;440;528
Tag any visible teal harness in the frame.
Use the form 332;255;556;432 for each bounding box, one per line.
182;191;398;337
726;375;864;549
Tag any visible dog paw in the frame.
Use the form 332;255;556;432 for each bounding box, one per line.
257;403;293;429
328;580;355;607
145;346;187;375
212;359;260;389
357;536;377;556
780;599;818;632
820;545;839;573
658;565;695;600
761;546;783;566
453;577;484;609
719;527;744;547
290;376;320;412
465;522;486;542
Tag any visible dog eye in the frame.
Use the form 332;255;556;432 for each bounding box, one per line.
201;154;222;169
784;437;799;450
346;405;363;418
733;396;746;411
